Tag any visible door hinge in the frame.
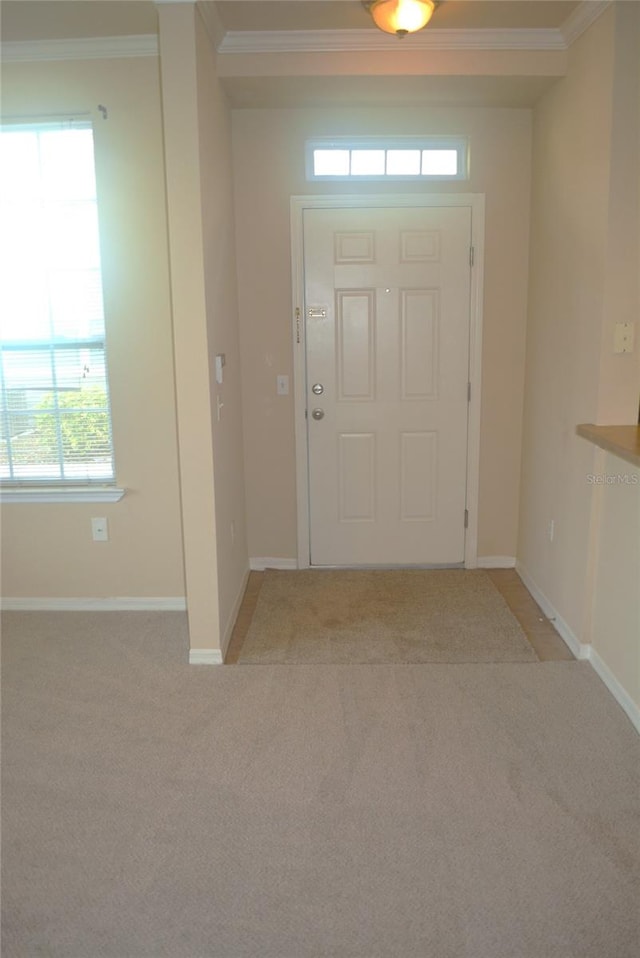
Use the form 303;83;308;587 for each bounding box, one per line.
469;246;475;268
464;508;469;529
295;307;301;344
305;409;308;420
467;381;471;403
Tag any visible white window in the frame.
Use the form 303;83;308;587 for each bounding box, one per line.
306;138;468;181
0;119;115;487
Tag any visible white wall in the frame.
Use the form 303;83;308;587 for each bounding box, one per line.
597;1;640;422
158;3;221;649
2;5;250;655
590;454;640;713
0;55;185;600
158;2;249;655
519;2;640;715
195;10;249;652
233;106;532;562
519;7;615;634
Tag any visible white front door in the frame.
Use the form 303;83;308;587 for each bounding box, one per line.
303;205;472;566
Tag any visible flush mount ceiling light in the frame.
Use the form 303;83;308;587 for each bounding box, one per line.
365;0;436;38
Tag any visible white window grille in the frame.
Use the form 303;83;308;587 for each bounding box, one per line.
0;119;115;486
306;137;468;181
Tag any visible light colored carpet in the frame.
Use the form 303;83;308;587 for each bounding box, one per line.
238;568;538;664
2;610;639;958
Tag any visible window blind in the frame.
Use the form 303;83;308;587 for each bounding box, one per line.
0;120;114;484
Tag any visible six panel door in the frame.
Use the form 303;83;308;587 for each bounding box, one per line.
303;206;472;566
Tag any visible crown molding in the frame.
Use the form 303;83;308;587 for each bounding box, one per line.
1;34;158;63
561;0;612;46
217;27;567;55
197;0;226;49
0;1;611;64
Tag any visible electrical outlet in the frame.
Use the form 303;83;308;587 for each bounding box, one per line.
91;517;108;542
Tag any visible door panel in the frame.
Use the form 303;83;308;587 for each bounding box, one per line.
400;289;438;399
400;431;437;521
338;433;376;522
336;291;375;400
303;206;471;566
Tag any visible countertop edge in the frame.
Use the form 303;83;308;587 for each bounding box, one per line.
576;424;640;469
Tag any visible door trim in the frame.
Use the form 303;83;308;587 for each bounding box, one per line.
290;193;485;569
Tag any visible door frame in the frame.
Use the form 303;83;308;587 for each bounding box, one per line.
290;193;485;569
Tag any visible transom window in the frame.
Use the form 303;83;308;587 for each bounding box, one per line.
0;119;114;486
306;138;468;181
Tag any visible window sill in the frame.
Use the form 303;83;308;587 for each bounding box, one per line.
0;486;126;504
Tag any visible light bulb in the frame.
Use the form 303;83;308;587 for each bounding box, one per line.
370;0;435;37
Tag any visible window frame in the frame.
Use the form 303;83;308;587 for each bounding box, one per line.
0;114;122;501
305;136;469;182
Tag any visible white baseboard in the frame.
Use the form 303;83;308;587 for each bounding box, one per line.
0;596;187;612
515;561;639;734
586;647;640;734
219;566;250;661
515;561;588;660
477;555;516;569
250;557;298;571
188;648;223;665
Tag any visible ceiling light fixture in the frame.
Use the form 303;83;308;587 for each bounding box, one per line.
365;0;436;39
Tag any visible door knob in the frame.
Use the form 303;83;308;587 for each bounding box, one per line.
311;408;325;420
312;383;324;395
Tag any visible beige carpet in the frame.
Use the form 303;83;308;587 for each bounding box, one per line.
2;611;639;957
238;568;538;664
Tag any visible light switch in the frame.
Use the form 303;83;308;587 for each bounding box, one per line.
613;323;634;354
277;375;289;396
